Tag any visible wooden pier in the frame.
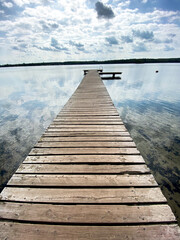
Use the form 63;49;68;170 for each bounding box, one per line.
0;70;179;239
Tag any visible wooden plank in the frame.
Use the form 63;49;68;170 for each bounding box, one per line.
53;120;123;123
23;155;145;163
62;107;116;110
51;122;123;125
0;202;176;223
66;100;113;103
101;77;121;80
54;119;122;122
48;124;124;128
0;187;166;203
64;104;114;107
54;116;122;120
63;104;115;106
7;174;157;186
71;93;110;94
48;126;126;130
66;102;113;104
49;124;124;128
60;109;118;111
60;109;118;112
66;97;111;99
60;111;119;115
43;132;130;137
63;106;115;108
59;106;115;108
99;72;122;75
46;127;127;132
53;119;123;122
29;147;140;155
1;222;179;240
35;142;136;148
57;109;118;111
69;94;110;96
16;164;150;174
57;113;119;116
39;136;133;142
99;72;122;76
67;98;112;100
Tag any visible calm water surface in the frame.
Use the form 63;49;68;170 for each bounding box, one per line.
0;64;180;223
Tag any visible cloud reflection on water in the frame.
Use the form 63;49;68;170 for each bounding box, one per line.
0;63;180;224
0;65;82;189
103;63;180;224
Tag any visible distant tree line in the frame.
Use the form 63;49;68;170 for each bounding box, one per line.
0;58;180;68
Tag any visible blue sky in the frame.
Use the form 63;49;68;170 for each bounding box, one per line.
0;0;180;64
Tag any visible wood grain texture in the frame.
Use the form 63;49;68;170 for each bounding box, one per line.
0;187;166;203
54;117;122;120
39;136;133;142
57;113;119;116
51;122;123;125
7;174;157;187
46;126;127;131
16;164;150;174
35;141;136;148
43;131;130;137
23;155;145;163
29;147;140;155
0;202;176;223
1;222;180;240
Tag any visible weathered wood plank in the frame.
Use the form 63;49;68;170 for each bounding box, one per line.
29;147;140;155
0;187;166;203
60;111;118;114
99;72;122;75
62;107;117;110
54;116;122;120
16;164;150;174
51;122;123;125
53;120;123;123
57;113;119;116
24;155;145;163
39;136;133;142
56;109;118;111
63;106;118;108
70;94;111;96
43;131;130;137
35;142;136;148
0;202;176;223
101;77;121;80
49;124;124;128
7;174;157;186
59;112;119;115
1;222;179;240
66;100;113;103
47;126;127;131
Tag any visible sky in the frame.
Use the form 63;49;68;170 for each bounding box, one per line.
0;0;180;64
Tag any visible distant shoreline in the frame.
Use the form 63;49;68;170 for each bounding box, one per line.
0;58;180;68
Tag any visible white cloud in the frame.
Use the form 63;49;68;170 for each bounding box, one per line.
117;0;130;8
12;0;28;7
0;1;179;63
2;1;13;8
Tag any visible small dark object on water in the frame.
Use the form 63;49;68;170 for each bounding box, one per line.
156;70;159;73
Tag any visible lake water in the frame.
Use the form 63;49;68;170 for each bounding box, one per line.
0;63;180;224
